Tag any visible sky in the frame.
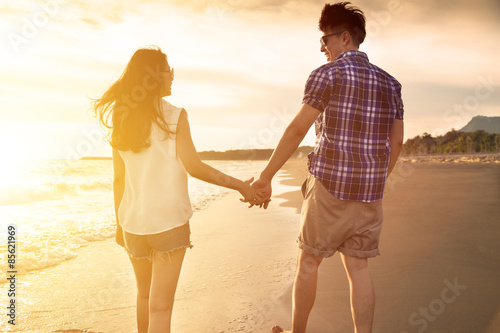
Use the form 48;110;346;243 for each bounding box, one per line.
1;0;499;160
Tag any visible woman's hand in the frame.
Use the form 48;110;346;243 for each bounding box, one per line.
115;224;125;247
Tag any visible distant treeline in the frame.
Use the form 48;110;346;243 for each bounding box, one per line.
81;147;314;161
198;146;314;160
83;130;500;161
403;129;500;155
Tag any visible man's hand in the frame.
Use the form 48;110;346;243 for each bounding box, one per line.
240;103;319;209
245;177;272;209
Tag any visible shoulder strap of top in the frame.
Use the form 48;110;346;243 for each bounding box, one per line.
161;99;183;127
160;99;185;158
169;107;183;127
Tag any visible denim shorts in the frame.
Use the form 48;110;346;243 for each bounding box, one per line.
298;175;384;259
123;222;192;261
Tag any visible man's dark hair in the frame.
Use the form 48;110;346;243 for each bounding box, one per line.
319;2;366;47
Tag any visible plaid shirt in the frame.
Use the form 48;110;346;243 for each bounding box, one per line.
303;50;404;202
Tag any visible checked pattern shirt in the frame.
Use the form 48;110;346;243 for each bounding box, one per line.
303;50;404;202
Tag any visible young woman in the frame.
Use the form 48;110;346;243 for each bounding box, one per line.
92;46;261;333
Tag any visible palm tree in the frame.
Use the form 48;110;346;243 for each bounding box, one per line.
466;136;473;153
482;134;490;152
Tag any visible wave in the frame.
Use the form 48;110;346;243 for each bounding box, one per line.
0;159;268;277
192;192;227;211
0;190;231;277
0;180;112;206
0;219;115;277
0;189;229;276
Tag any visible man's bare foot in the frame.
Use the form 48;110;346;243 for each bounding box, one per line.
271;325;289;333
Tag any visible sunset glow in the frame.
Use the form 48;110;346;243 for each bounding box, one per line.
1;0;499;160
1;3;499;332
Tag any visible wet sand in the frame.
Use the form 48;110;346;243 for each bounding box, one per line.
4;157;500;332
272;158;500;333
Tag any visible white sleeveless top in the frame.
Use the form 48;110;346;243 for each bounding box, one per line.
118;99;193;235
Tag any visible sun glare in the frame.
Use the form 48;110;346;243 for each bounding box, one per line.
0;158;32;192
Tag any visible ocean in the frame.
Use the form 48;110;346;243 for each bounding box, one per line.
0;158;269;278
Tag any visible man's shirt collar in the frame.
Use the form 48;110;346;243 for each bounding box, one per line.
334;50;368;62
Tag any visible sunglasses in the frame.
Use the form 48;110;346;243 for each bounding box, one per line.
320;31;344;47
161;68;174;80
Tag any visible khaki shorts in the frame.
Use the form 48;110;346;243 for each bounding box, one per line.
297;175;383;259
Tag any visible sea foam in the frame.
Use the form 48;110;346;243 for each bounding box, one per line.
0;159;268;277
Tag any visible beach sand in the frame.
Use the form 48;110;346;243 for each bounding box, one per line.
272;158;500;333
5;157;500;332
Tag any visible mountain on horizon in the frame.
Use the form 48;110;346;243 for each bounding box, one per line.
459;115;500;133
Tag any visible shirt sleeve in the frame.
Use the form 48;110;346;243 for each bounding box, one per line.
302;67;332;113
393;81;404;120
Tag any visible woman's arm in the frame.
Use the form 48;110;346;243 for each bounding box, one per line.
112;148;125;246
176;110;261;202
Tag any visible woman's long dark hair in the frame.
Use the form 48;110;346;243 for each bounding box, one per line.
92;46;173;152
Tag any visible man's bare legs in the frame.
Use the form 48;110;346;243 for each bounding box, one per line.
273;251;375;333
272;249;323;333
341;253;375;333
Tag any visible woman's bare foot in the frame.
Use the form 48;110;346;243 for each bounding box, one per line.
271;325;289;333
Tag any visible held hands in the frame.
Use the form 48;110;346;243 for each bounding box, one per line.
238;177;265;206
240;176;272;209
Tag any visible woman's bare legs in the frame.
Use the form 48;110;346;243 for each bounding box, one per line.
148;248;186;333
129;248;186;333
129;257;153;333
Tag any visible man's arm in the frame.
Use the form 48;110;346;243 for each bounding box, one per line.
252;103;321;208
387;119;404;177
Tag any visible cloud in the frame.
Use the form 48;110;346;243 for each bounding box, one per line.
403;0;500;22
1;0;499;154
165;0;322;12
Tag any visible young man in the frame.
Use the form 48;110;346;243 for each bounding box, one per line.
250;2;404;333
